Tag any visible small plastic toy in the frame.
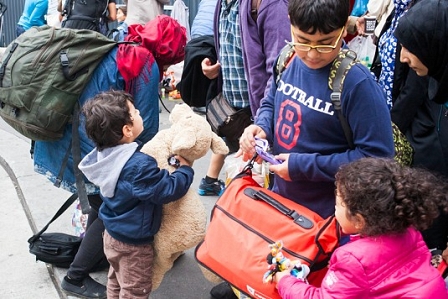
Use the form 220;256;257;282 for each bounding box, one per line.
262;240;310;284
254;137;282;165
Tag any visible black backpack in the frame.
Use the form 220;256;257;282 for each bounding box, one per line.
62;0;110;33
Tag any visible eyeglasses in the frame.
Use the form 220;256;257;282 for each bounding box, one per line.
286;27;345;54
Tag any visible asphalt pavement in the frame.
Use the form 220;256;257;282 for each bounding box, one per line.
0;99;223;299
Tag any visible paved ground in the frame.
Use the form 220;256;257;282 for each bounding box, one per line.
0;98;225;299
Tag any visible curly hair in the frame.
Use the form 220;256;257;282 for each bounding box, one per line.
335;158;448;237
82;90;134;151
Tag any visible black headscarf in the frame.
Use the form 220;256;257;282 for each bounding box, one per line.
394;0;448;104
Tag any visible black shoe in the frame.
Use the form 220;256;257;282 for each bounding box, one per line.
210;282;238;299
61;275;106;299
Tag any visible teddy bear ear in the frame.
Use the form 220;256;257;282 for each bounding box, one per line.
211;132;230;155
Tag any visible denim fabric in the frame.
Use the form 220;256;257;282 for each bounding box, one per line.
16;25;26;37
104;231;154;298
33;47;160;195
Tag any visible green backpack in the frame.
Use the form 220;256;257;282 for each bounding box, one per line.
275;45;413;166
0;25;119;141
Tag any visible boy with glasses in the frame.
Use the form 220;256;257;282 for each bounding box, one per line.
238;0;394;220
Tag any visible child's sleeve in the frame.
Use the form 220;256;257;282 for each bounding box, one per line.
132;155;194;204
277;251;369;299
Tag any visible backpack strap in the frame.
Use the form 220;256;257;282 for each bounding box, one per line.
328;49;357;149
27;193;79;243
273;46;358;149
71;102;91;214
0;42;18;87
275;44;296;85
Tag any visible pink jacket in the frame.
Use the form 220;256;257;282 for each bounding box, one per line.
278;227;447;298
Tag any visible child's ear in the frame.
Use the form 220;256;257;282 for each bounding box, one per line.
353;213;366;232
122;124;132;138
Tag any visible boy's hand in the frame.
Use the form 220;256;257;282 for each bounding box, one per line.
269;154;291;181
174;155;192;168
237;125;267;161
201;58;221;79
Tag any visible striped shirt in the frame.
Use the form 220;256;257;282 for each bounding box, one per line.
218;0;249;109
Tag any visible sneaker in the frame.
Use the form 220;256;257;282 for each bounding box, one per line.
197;178;225;196
61;275;107;299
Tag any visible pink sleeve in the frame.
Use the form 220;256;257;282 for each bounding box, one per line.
277;251;370;299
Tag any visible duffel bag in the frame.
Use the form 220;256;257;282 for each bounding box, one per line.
195;165;341;299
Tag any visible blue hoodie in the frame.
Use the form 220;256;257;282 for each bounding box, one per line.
79;142;194;245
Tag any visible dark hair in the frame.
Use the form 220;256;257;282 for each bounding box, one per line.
82;90;135;151
118;5;127;16
335;158;448;237
288;0;350;34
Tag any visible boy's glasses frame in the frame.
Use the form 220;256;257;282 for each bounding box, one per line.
286;26;345;54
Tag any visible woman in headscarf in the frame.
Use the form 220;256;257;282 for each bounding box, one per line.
395;0;448;105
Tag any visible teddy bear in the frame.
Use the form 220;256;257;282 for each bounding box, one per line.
140;103;229;290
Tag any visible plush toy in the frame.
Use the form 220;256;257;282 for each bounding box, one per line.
263;240;310;284
140;103;229;290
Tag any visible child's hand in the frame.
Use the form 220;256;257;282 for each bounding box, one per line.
173;155;192;168
237;125;267;161
274;270;291;288
268;153;291;181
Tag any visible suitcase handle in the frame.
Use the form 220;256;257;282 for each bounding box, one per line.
244;188;314;229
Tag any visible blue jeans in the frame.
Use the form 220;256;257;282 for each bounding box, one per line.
16;25;26;37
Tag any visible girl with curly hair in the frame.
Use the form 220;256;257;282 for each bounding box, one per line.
275;158;448;298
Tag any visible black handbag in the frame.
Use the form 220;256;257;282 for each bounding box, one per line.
28;193;82;268
206;93;252;140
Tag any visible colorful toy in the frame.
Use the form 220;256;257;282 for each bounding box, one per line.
263;240;310;284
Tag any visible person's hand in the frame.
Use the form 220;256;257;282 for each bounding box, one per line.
356;16;366;36
274;270;292;289
175;155;193;167
201;58;221;79
268;153;291;181
236;125;266;161
442;246;448;264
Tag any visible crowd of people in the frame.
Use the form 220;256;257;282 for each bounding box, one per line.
11;0;448;298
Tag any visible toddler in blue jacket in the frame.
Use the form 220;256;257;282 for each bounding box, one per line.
79;90;194;298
